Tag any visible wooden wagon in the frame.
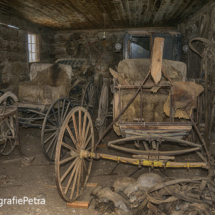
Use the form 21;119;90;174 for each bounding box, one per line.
54;38;209;202
0;59;96;161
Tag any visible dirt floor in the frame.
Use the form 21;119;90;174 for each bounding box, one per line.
0;110;208;215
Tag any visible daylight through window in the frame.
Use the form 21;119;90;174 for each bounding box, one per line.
28;34;39;62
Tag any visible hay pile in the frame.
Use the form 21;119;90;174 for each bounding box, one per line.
30;63;71;89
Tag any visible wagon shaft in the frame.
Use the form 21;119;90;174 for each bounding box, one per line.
79;150;208;169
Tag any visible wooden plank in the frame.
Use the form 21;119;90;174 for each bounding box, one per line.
67;183;98;208
67;201;89;209
98;144;107;148
151;37;165;84
120;125;192;130
86;183;98;187
58;27;177;34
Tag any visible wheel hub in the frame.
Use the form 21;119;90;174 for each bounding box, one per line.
79;150;90;159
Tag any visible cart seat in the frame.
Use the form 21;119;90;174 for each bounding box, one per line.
19;63;71;105
118;58;187;82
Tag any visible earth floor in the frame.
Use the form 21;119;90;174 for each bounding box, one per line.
0;110;208;215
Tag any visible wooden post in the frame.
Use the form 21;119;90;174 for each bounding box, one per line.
205;59;209;142
150;37;165;84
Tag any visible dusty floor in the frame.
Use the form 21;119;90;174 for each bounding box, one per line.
0;111;208;215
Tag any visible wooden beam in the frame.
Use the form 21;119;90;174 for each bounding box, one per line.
86;183;98;187
67;201;89;209
151;37;165;84
57;27;177;34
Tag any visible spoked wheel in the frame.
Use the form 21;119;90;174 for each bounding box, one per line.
0;92;19;155
0;91;13;105
41;98;74;161
0;116;16;155
55;107;94;202
97;83;109;139
81;82;96;117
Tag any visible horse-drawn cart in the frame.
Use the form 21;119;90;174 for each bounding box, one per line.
54;38;209;202
0;59;96;161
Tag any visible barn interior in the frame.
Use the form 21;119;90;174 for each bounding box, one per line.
1;0;215;214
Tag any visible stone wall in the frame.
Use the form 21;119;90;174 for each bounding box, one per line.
0;14;55;94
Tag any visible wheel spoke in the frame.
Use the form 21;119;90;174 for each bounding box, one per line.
70;162;80;199
44;128;58;133
61;99;66;121
84;157;91;162
50;138;57;160
60;157;79;183
63;102;70;120
44;130;58;145
58;101;60;124
60;155;77;165
84;133;92;149
76;162;81;197
85;146;93;151
52;107;58;126
83;159;88;174
46;133;58;153
62;141;76;151
79;110;82;143
81;160;84;187
64;160;80;194
66;125;77;146
47;117;57;127
72;113;79;144
84;123;90;143
82;113;87;145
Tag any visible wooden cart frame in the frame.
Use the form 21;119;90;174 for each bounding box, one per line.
54;38;209;202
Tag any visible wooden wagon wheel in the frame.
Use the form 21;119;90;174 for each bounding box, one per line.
0;116;16;155
81;82;96;117
41;98;74;161
0;91;13;105
55;106;94;202
0;92;19;155
98;83;109;139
